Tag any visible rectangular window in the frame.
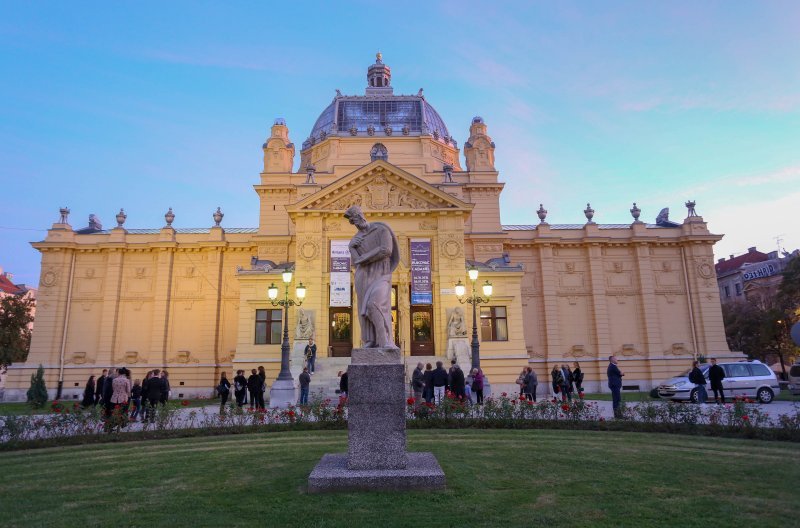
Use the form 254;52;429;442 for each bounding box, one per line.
724;285;730;298
735;283;742;296
255;309;282;345
480;306;508;342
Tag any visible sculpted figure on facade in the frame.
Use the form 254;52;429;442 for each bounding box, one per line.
295;308;314;340
344;205;400;348
447;306;468;337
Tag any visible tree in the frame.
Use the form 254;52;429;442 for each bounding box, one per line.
778;255;800;321
26;364;48;408
0;294;34;369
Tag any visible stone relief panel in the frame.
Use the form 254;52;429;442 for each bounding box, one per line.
439;233;464;260
297;236;321;262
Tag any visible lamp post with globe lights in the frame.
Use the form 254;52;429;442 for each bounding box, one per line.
267;270;306;407
454;266;493;371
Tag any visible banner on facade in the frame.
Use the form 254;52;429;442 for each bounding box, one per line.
330;239;351;306
410;238;433;305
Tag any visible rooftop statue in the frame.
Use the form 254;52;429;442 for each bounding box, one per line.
344;205;400;348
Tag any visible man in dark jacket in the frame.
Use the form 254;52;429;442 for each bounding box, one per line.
431;361;448;404
607;356;624;418
339;369;348;397
298;368;311;405
523;367;538;402
95;369;107;406
449;364;466;401
708;358;726;403
689;360;708;404
411;362;424;402
560;364;573;402
144;369;164;423
247;369;261;410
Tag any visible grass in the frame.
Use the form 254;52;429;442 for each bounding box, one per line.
0;397;216;416
0;430;797;527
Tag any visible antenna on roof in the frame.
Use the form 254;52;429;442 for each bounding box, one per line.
774;234;785;254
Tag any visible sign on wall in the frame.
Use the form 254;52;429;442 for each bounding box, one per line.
742;262;778;282
410;238;432;305
330;240;351;306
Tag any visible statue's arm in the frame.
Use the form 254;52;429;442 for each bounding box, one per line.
352;228;393;265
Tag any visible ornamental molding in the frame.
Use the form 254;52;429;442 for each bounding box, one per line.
439;233;464;260
298;237;321;261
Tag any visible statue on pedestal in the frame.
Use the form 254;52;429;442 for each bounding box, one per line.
343;205;400;348
447;306;468;338
295;308;314;340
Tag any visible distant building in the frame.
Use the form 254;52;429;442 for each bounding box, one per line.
716;247;798;307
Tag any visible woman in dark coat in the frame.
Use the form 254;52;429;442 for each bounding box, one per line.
81;375;95;408
423;363;434;403
247;369;261;410
551;365;564;399
572;362;584;397
217;372;231;414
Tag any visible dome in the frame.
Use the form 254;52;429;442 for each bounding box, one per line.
303;56;454;150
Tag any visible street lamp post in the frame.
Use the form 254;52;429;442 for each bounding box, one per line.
454;266;492;371
267;270;306;408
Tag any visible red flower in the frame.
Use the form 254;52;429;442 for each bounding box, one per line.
501;392;508;397
742;415;750;422
526;400;533;406
407;397;416;405
519;395;526;401
561;404;570;412
181;400;190;407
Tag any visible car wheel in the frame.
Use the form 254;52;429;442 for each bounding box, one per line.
690;388;699;404
756;387;774;404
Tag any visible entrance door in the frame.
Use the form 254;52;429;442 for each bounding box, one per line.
329;308;353;357
410;305;434;356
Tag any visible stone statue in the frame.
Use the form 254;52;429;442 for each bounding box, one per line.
344;205;400;348
295;308;314;340
447;307;468;338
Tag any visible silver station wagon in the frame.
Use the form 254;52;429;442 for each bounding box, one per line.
657;360;781;403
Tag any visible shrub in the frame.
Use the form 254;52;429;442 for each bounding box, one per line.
26;364;47;409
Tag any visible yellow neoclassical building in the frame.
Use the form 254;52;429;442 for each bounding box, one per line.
4;55;736;401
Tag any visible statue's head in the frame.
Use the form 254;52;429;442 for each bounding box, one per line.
344;205;368;230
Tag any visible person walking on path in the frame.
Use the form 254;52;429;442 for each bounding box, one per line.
233;370;247;408
471;368;485;405
523;367;537;402
339;369;348;398
689;360;708;404
708;358;726;403
304;338;317;374
423;363;434;403
607;356;624;418
551;365;564;400
81;375;95;408
450;363;466;401
94;369;107;406
560;364;573;402
247;369;261;410
431;361;448;404
144;369;164;423
298;368;311;405
411;362;425;403
572;362;584;398
130;379;142;421
217;372;231;413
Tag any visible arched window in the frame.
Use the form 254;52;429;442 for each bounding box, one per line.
370;143;388;162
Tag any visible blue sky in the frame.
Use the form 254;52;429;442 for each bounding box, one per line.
1;1;799;285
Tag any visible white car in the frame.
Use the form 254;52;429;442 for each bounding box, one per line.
657;360;780;403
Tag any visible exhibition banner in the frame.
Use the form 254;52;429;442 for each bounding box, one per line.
410;238;432;305
330;240;351;306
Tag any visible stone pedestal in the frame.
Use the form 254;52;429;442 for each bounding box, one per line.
290;342;307;385
307;346;446;493
269;378;296;408
446;337;471;368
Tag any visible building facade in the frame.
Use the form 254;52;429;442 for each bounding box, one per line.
3;55;736;401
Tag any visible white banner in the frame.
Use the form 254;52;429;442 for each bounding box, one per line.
330;239;351;307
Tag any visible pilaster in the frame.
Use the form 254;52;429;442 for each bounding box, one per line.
586;244;611;358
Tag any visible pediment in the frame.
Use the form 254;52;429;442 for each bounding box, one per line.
286;160;473;214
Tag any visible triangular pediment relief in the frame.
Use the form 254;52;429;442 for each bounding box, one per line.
286;160;473;213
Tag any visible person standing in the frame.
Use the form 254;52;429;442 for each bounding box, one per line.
110;367;132;416
130;379;143;421
159;371;170;405
103;368;118;417
708;358;726;403
560;364;573;402
431;361;448;404
257;366;267;409
472;368;485;405
81;375;95;408
411;362;425;403
423;363;434;403
298;368;311;405
247;369;261;410
572;362;584;398
339;369;349;398
689;360;708;404
450;364;466;401
217;372;231;413
304;338;317;375
607;356;624;418
551;365;564;400
144;369;163;422
523;367;537;402
95;369;107;406
233;370;247;408
516;368;527;398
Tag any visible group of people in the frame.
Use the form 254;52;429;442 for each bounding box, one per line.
689;358;727;404
220;367;267;411
550;362;585;402
411;361;485;405
81;368;172;423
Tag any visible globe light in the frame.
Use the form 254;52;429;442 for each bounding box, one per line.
468;266;479;282
454;279;466;298
482;280;493;298
282;270;293;284
267;283;279;300
296;281;306;299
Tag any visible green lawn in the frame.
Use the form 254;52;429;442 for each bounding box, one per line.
0;397;217;416
0;430;797;527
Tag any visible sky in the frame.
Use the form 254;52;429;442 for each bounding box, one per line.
1;1;799;286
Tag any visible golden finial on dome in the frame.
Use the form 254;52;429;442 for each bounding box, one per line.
376;51;382;62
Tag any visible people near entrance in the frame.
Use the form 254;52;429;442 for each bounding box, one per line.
689;360;708;404
449;363;466;401
217;372;231;413
247;369;262;410
572;362;584;398
607;356;624;418
551;365;564;399
81;375;95;408
95;369;107;406
339;369;348;398
233;370;247;407
471;368;485;405
423;363;434;403
304;338;317;374
708;358;726;403
560;364;573;402
160;370;171;405
130;379;142;421
411;362;425;402
257;366;267;409
299;368;311;405
523;367;537;402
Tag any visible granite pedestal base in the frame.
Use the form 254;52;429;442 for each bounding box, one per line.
307;452;445;493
